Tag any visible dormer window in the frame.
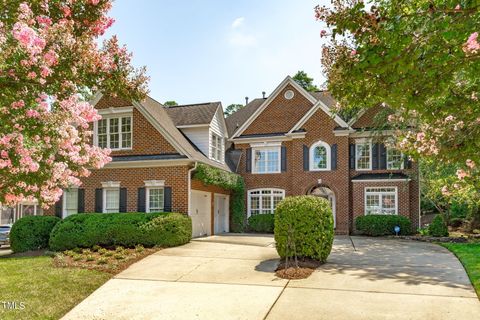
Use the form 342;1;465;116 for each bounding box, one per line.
211;133;223;162
96;116;132;150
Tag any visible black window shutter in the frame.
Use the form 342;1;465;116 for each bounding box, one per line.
372;143;379;170
281;146;287;172
164;187;172;212
246;148;252;173
404;156;412;169
303;145;309;171
55;194;63;218
331;144;338;170
94;188;103;213
379;144;387;170
119;188;127;212
349;144;356;169
137;187;146;212
77;189;85;213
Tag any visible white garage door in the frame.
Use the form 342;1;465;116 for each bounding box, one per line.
214;194;229;234
191;190;211;238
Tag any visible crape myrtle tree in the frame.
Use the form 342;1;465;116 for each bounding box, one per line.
0;0;148;207
316;1;480;225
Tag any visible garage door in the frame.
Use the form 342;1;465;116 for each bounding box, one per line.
191;191;211;238
214;194;229;234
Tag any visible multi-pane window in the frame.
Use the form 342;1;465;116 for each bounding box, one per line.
365;187;397;215
104;188;119;213
248;189;285;216
211;133;223;162
64;188;78;217
310;141;330;171
253;148;280;173
387;148;403;170
356;141;372;170
96;116;132;149
147;188;164;212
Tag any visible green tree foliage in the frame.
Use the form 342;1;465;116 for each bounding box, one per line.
164;101;178;107
224;104;244;116
292;70;319;92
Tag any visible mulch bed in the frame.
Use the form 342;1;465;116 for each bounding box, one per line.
392;235;469;243
275;258;323;280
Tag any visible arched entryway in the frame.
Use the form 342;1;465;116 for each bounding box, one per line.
308;186;336;228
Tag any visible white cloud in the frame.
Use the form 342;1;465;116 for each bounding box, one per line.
231;17;245;29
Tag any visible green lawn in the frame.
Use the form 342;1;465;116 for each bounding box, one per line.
0;255;111;320
442;243;480;298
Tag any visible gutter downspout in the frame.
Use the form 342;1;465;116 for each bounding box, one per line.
187;162;198;216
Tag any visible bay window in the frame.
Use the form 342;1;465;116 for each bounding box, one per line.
365;187;397;215
248;189;285;216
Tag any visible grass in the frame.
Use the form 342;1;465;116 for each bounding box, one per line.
0;255;111;320
442;243;480;298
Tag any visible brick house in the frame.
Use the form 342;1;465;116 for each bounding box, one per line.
1;75;419;236
225;76;419;234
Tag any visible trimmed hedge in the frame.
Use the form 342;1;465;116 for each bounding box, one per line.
355;215;412;236
248;214;274;233
10;216;61;253
429;215;449;237
49;212;191;251
274;196;334;263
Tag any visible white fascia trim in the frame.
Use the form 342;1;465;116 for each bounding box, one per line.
289;99;350;134
133;101;192;159
350;130;396;138
232;76;317;138
97;106;133;115
333;129;356;137
176;124;210;129
348;108;367;126
89;91;104;107
212;104;229;139
101;181;120;188
229;136;291;144
352;179;411;183
144;180;165;187
104;159;193;169
285;132;307;138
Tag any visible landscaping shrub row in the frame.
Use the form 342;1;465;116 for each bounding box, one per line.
248;214;274;233
10;212;192;253
355;215;412;236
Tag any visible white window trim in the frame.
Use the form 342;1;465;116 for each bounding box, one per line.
386;147;404;170
252;146;281;174
247;188;285;217
101;181;120;213
309;140;331;171
364;187;398;215
146;187;165;213
94;113;133;151
210;132;224;163
355;139;372;171
144;180;165;187
62;186;79;218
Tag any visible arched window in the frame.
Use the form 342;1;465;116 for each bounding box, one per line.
310;141;331;171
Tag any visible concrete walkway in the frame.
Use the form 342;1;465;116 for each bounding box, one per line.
62;235;480;320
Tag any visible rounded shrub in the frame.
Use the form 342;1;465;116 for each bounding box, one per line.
248;214;274;233
355;215;412;236
274;196;334;263
428;215;449;237
49;212;191;251
10;216;61;253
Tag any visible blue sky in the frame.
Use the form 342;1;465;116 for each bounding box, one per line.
104;0;329;107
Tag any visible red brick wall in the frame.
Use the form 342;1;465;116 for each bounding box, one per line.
242;85;314;135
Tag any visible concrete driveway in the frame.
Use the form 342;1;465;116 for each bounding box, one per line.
62;235;480;320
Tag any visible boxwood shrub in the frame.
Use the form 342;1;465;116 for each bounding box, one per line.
248;214;274;233
428;215;449;237
355;215;412;236
10;216;61;253
274;196;334;263
49;212;191;251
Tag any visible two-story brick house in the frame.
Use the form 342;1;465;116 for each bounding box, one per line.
226;76;419;234
10;75;418;237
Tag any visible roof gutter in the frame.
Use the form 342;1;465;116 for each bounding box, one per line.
187;162;198;216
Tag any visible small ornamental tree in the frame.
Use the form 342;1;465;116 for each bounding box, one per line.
0;1;148;208
316;1;480;225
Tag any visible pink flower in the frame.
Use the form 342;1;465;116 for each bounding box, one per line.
351;50;357;56
441;186;451;196
445;115;454;121
320;30;327;37
455;4;461;10
27;71;36;79
416;132;425;141
40;66;51;78
43;50;58;66
26;109;40;118
463;32;480;55
90;0;100;5
456;169;468;180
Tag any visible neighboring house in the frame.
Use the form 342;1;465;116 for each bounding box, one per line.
4;75;419;235
45;94;231;238
226;76;419;234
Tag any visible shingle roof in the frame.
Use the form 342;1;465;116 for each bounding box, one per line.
111;154;187;162
309;91;336;109
351;173;410;181
225;98;265;137
165;102;221;126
